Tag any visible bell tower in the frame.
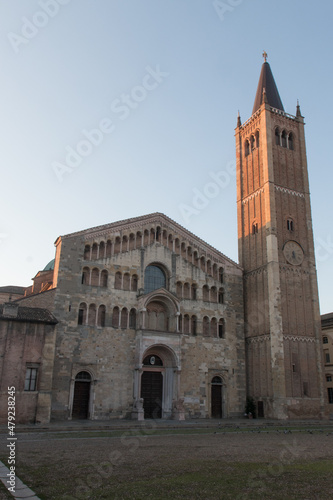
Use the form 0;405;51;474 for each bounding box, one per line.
235;53;325;419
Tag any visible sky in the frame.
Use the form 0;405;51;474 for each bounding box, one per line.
0;0;332;314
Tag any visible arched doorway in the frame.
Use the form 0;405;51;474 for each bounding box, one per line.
141;355;163;419
211;376;223;418
72;371;91;419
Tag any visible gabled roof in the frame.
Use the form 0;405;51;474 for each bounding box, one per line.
252;62;284;114
60;212;242;270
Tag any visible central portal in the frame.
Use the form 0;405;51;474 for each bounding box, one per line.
141;371;163;419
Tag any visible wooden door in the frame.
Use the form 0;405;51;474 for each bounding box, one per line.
141;371;163;419
211;384;222;418
72;381;90;419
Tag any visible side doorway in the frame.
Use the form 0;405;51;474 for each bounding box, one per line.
211;376;223;418
72;371;91;419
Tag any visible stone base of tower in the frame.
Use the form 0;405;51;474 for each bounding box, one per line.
254;397;326;420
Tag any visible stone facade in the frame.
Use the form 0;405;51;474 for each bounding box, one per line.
50;213;245;420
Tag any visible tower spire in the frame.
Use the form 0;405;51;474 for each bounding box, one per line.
252;55;284;114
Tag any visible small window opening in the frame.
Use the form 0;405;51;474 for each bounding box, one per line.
287;219;294;232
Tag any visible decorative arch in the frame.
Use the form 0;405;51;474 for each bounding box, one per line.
138;344;179;419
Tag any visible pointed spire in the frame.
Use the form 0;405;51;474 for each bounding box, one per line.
237;110;242;128
296;99;302;117
252;54;284;114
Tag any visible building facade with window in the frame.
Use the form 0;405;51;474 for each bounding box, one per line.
0;302;57;423
50;212;245;420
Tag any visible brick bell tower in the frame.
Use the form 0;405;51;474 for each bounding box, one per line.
235;52;325;419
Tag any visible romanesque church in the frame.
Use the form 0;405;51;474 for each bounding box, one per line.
0;57;327;423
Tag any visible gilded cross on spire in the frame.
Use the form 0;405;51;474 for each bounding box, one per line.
262;50;268;62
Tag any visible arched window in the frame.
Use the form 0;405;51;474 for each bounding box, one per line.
200;257;206;272
84;245;90;261
219;267;224;284
179;314;183;333
123;273;130;291
121;308;128;328
122;235;128;252
129;309;136;329
211;317;217;337
219;318;225;339
287;219;294;232
275;128;280;146
184;282;190;299
213;264;218;280
255;131;260;148
168;234;173;251
97;305;106;327
203;317;210;337
114;237;121;254
218;288;224;304
91;243;98;260
144;230;149;246
112;307;119;328
99;241;105;259
250;135;255;151
207;260;212;276
176;282;183;298
78;303;87;325
129;233;135;251
106;240;112;258
144;265;166;293
115;272;122;289
91;268;99;287
281;130;287;148
101;270;108;288
288;133;294;150
136;232;142;248
184;314;190;334
191;284;197;300
88;304;96;326
245;140;250;156
211;287;217;303
131;274;138;291
252;222;258;234
191;315;197;336
82;267;90;285
203;285;209;302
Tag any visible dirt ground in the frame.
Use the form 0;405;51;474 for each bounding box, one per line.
1;428;333;499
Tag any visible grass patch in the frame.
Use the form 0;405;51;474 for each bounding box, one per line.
15;458;333;500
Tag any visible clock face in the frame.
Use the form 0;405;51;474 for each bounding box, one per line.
283;241;304;265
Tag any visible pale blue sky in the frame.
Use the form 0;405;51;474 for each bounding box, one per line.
1;0;332;313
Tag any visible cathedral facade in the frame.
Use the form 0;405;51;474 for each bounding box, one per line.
0;58;327;422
